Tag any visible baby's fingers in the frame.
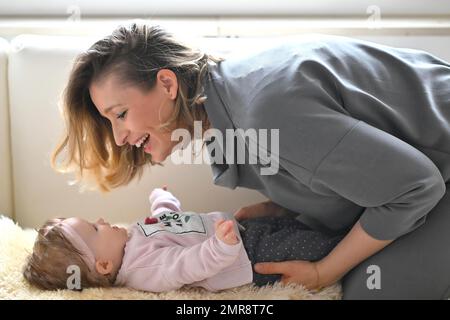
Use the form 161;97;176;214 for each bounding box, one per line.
224;229;239;244
215;219;226;230
215;219;235;238
220;220;234;232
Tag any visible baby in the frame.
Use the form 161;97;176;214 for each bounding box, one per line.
23;188;343;292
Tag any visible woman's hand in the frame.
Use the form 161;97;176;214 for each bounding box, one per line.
215;219;239;245
234;200;286;221
254;260;337;291
253;221;394;291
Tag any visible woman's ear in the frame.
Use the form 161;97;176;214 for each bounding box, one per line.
157;69;178;99
95;260;114;275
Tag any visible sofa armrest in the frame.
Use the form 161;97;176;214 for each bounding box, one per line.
0;37;13;219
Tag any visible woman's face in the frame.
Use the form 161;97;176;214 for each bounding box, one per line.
89;69;180;164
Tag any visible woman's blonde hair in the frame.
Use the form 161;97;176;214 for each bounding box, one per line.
23;218;114;290
51;21;224;193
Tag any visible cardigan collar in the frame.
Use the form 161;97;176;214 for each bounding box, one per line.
202;61;239;190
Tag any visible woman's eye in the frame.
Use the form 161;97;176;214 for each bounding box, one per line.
116;110;127;120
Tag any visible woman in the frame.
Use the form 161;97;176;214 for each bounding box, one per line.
51;22;450;299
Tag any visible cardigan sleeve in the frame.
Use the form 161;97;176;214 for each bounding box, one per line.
213;37;447;240
308;119;446;240
242;76;446;240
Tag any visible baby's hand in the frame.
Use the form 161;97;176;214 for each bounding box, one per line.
215;219;239;245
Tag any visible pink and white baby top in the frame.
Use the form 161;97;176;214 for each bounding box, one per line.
114;188;253;292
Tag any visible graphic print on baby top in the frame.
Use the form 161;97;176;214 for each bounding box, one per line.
137;211;207;237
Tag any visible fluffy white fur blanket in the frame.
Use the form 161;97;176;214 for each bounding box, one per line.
0;216;342;300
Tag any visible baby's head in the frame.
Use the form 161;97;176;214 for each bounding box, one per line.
23;217;128;290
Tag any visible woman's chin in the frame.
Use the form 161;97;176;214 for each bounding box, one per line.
148;143;176;163
148;151;166;164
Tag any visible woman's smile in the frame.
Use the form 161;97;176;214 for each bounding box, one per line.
143;137;152;153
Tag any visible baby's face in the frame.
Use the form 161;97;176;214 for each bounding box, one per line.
64;217;128;271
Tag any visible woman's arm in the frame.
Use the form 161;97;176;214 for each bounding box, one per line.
315;220;393;287
234;200;291;220
254;220;393;290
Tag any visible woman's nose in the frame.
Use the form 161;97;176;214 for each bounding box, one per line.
112;126;128;147
97;218;107;225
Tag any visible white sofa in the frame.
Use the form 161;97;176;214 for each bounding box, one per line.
0;37;12;222
1;33;450;228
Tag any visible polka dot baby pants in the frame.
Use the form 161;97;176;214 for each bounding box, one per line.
239;215;344;287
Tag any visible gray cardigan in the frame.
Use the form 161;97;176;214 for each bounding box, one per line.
201;35;449;240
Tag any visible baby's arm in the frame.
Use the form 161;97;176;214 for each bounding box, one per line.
126;232;242;292
149;188;182;216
